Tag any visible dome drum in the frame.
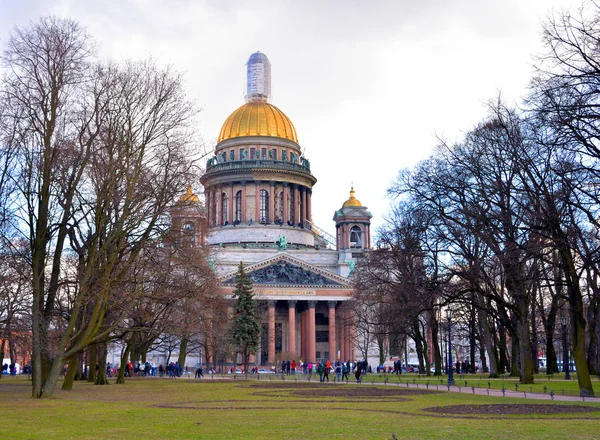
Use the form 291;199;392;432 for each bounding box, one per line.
203;159;315;186
214;135;301;153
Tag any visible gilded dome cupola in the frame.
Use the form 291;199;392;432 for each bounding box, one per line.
342;186;362;208
218;101;298;143
178;184;200;203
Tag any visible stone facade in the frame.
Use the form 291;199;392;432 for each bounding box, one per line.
173;52;373;366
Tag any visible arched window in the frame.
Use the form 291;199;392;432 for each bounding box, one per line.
235;190;242;222
211;195;217;226
182;221;197;246
276;191;283;222
288;191;295;224
221;192;228;224
350;225;362;248
260;189;269;223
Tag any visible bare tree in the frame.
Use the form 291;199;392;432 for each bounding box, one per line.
0;17;202;397
353;205;443;375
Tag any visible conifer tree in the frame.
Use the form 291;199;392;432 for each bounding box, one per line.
228;262;260;375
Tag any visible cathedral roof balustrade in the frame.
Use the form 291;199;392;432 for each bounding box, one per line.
205;158;313;176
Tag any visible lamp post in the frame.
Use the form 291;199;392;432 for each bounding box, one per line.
446;306;455;386
561;315;570;380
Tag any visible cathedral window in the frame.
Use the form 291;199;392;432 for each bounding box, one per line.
261;148;267;159
288;191;295;224
260;189;269;223
276;191;283;222
221;192;229;224
235;190;242;222
182;222;196;246
211;195;217;225
230;150;235;161
281;150;287;161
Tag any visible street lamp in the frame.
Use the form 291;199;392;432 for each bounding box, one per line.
561;314;570;380
446;306;455;386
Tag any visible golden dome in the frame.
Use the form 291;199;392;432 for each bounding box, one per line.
218;101;298;143
178;184;200;203
342;187;362;208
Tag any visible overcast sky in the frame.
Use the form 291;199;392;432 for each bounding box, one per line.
0;0;585;237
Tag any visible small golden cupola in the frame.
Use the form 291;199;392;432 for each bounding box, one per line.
342;186;362;208
178;184;200;203
333;185;372;253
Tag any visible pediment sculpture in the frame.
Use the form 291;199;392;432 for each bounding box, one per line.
224;260;342;286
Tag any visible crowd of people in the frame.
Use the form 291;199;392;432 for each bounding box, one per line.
121;360;186;378
2;357;481;381
269;359;376;383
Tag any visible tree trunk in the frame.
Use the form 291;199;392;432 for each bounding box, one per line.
76;351;86;380
545;307;559;374
430;315;443;375
479;344;488;373
562;249;595;396
39;357;67;398
377;334;386;366
95;342;109;385
116;341;132;384
412;319;425;374
88;346;97;383
469;302;476;374
516;317;535;384
477;308;497;377
498;326;508;374
62;352;79;390
531;296;539;374
177;338;188;370
510;340;518;378
587;298;598;376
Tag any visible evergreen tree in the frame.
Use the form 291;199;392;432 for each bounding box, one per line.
228;262;260;375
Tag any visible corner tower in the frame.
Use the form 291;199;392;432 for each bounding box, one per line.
201;52;317;248
170;184;207;246
333;186;372;261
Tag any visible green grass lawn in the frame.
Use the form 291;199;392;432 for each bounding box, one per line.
1;375;600;439
360;372;600;396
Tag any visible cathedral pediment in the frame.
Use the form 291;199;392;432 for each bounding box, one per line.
221;255;349;288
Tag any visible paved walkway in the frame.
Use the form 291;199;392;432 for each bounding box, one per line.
198;373;600;403
380;380;600;403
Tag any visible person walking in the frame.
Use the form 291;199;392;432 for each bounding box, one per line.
341;362;349;382
317;362;324;382
355;365;362;383
323;360;330;382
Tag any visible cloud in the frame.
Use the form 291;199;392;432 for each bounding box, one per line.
0;0;585;233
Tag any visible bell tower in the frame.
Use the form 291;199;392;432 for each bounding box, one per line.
170;184;207;247
333;186;372;273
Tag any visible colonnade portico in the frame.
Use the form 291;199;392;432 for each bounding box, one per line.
261;298;354;364
206;180;313;228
